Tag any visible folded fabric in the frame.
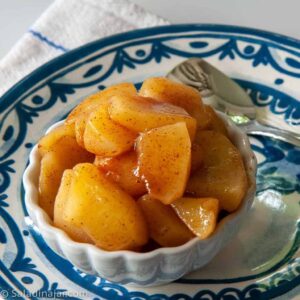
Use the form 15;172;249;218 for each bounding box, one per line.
0;0;168;96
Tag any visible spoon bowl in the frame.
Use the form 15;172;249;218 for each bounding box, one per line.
167;58;300;147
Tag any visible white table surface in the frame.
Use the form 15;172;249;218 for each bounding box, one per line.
1;0;300;60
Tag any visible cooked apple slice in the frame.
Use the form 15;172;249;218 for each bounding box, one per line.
38;135;94;218
186;131;248;212
172;197;219;239
54;170;93;243
94;151;146;197
39;152;63;219
74;116;86;148
137;195;194;247
65;92;103;135
109;94;197;141
65;83;137;146
84;101;137;156
66;82;137;127
38;124;75;156
139;77;209;129
191;143;203;173
203;105;228;136
136;122;191;204
64;163;149;251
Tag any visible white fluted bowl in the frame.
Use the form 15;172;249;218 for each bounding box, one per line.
23;112;256;287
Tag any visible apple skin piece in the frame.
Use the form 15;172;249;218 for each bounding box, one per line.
172;197;219;239
136;122;191;204
54;169;93;244
83;101;137;156
109;94;197;141
94;151;146;197
137;195;195;247
186;131;248;212
139;77;209;129
63;163;149;251
38;132;94;219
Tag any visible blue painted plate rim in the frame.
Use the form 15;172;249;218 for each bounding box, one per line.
2;23;300;108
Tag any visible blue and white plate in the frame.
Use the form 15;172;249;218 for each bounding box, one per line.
0;24;300;300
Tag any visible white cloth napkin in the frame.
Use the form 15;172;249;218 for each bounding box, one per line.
0;0;168;97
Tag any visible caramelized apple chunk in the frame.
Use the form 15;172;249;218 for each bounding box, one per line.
54;170;93;243
203;105;228;136
66;83;136;126
191;143;203;173
38;131;94;219
139;77;208;128
186;131;248;212
172;197;219;239
94;151;146;197
63;163;149;251
138;195;195;247
74;116;87;148
38;124;75;157
65;83;137;146
136;122;191;204
83;101;137;156
109;94;197;140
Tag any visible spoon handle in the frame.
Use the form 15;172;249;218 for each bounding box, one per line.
240;120;300;147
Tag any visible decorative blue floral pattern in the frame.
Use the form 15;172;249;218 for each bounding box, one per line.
237;79;300;126
0;24;300;299
252;136;300;194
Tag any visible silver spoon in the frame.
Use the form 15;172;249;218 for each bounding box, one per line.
167;58;300;147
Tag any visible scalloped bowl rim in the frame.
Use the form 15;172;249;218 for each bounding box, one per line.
23;112;257;262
